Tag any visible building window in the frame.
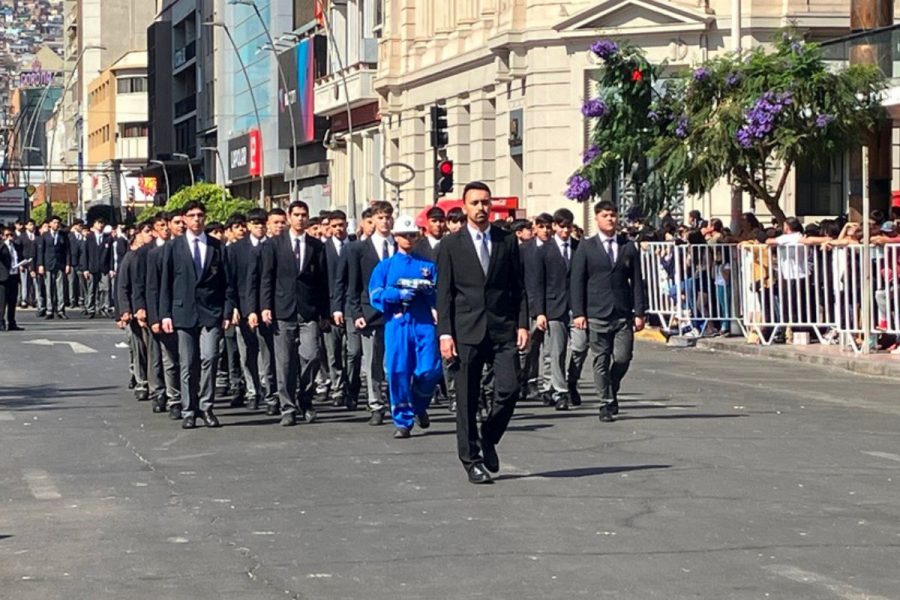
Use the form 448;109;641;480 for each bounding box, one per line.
117;77;147;94
373;0;383;37
796;154;844;217
120;122;149;138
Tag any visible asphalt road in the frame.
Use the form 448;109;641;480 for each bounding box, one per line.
1;312;899;600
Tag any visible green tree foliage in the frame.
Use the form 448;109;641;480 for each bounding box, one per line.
569;33;887;223
31;202;72;225
136;183;255;223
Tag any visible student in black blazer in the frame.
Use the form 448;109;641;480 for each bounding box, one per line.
518;213;553;403
36;215;70;318
411;206;446;263
160;200;232;430
570;200;647;423
260;200;330;426
16;221;37;307
80;218;113;317
116;222;154;402
436;182;529;485
321;209;352;409
534;208;587;410
0;226;23;331
346;201;395;425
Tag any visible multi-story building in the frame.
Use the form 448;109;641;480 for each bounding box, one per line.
375;0;899;227
86;50;151;213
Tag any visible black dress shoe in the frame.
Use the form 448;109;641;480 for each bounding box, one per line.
58;312;69;320
415;411;431;430
249;397;259;411
569;387;582;406
87;312;96;319
476;407;488;424
37;309;46;317
599;404;615;423
555;396;570;411
45;313;54;320
467;464;494;484
482;442;500;473
448;400;457;413
280;413;297;426
229;397;246;408
266;404;280;416
368;410;385;426
540;391;555;407
128;377;136;390
301;409;317;424
135;390;149;402
609;399;619;415
182;416;196;429
151;398;165;413
393;427;411;439
7;325;24;332
201;410;221;428
345;396;358;411
169;405;182;420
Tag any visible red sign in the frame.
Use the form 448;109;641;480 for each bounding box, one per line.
249;129;262;177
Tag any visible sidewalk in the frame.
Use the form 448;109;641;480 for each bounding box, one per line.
691;334;900;380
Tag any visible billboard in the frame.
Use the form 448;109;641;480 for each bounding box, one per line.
229;131;262;181
124;177;158;203
278;36;327;149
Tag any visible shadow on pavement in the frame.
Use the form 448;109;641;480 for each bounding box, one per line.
618;413;747;421
496;464;671;480
0;384;119;411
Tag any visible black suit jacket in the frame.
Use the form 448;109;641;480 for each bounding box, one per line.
81;232;112;274
535;238;579;321
160;234;230;329
130;244;151;314
324;236;350;315
347;238;387;326
570;235;646;321
69;232;84;273
519;239;544;319
0;242;14;283
17;232;37;261
259;232;329;322
113;236;128;272
412;237;440;263
37;231;70;272
115;249;137;318
144;242;166;326
225;237;261;317
436;225;529;345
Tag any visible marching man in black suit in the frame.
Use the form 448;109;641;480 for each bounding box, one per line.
160;200;232;430
37;215;71;319
0;226;23;331
80;217;113;318
437;181;529;485
260;200;330;426
535;208;587;411
570;200;646;423
322;209;352;409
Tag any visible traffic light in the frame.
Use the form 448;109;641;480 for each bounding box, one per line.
436;159;453;196
430;105;448;148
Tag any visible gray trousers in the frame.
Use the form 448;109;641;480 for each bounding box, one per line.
273;319;320;415
177;326;223;417
45;270;66;314
360;324;387;412
519;320;549;393
18;270;32;305
149;330;181;407
587;317;635;403
322;323;346;399
547;317;589;400
35;272;46;311
235;321;277;403
127;320;149;393
84;273;110;314
345;319;363;403
66;269;79;306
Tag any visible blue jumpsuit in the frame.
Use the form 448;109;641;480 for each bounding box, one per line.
369;251;443;430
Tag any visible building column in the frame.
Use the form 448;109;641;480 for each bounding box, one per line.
468;88;496;187
446;96;470;191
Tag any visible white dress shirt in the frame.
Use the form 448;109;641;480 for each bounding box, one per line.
185;230;208;268
554;235;572;261
250;234;264;248
467;223;492;257
370;231;395;260
427;235;441;249
156;237;165;248
289;230;307;268
332;235;346;256
598;231;618;263
6;240;19;275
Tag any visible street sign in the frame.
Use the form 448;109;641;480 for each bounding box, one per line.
380;162;416;211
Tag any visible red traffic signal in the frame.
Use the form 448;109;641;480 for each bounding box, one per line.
436;159;454;196
439;160;453;176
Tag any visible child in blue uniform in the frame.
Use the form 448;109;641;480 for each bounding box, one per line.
369;215;443;438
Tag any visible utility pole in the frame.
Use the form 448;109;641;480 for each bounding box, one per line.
729;0;743;228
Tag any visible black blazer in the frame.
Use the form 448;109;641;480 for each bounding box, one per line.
436;225;528;345
17;232;37;260
144;242;166;326
160;234;230;329
69;232;84;273
0;242;14;283
570;234;646;321
130;244;151;315
115;249;137;318
259;232;329;322
519;239;544;318
113;236;128;271
324;236;349;315
347;238;386;326
225;237;261;317
81;232;112;274
535;238;579;321
412;237;440;263
37;231;70;272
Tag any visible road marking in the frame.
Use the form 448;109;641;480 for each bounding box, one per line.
862;451;900;463
0;412;14;421
764;565;893;600
23;339;97;354
22;469;61;500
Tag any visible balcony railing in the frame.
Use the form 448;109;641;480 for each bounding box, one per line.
173;40;197;70
174;96;197;119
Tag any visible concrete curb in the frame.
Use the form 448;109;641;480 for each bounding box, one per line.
694;338;900;380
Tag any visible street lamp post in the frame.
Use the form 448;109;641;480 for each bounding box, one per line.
172;152;195;186
204;20;266;208
150;159;170;205
231;0;298;202
46;44;106;220
200;146;227;205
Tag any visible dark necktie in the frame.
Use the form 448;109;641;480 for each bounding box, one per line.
294;237;303;270
381;239;389;260
478;233;490;275
605;239;615;264
563;241;570;263
193;238;203;277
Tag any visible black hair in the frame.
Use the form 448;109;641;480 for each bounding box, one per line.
553;208;575;226
246;208;268;223
534;212;553;226
287;200;309;214
447;207;464;223
330;209;347;221
151;214;168;227
182;200;206;215
426;207;446;221
462;181;492;200
511;219;531;232
308;216;322;226
226;214;247;228
268;207;286;218
593;200;618;215
205;222;224;234
870;209;886;225
361;207;373;219
370;200;394;216
686;230;706;244
784;217;803;233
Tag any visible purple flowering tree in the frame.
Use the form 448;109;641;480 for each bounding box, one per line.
651;33;885;223
566;40;685;215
